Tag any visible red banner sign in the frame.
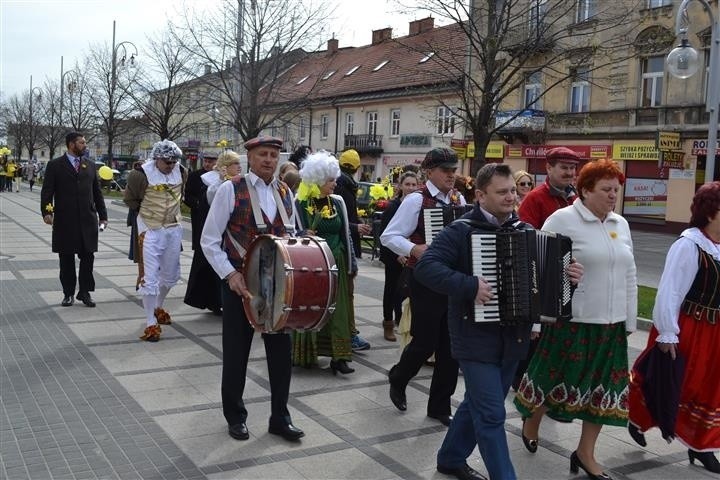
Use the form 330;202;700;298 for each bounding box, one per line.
504;144;611;159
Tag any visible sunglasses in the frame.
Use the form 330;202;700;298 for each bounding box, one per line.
517;182;533;187
162;159;178;165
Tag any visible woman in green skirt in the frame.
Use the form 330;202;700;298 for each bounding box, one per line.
292;150;357;375
514;159;637;480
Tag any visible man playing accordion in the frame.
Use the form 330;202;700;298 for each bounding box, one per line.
414;163;583;480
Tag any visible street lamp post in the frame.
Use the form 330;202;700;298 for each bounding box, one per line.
28;75;43;160
666;0;720;183
59;56;79;131
107;20;138;165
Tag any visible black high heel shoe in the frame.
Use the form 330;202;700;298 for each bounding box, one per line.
521;418;538;453
570;451;613;480
688;449;720;474
627;423;647;447
330;359;354;375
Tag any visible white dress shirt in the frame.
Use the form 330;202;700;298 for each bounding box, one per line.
380;181;466;257
200;172;281;280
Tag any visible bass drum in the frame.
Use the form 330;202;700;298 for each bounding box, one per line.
242;235;338;332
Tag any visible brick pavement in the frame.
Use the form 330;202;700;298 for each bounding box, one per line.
1;188;715;480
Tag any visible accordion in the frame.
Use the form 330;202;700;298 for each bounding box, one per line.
424;205;474;244
470;229;573;325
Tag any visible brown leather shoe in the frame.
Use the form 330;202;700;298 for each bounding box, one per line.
140;325;162;342
382;320;397;342
154;308;172;325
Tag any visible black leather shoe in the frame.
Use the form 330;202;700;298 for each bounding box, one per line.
521;417;538;453
688;449;720;474
76;292;96;307
228;423;249;440
627;423;646;447
388;366;407;411
437;463;488;480
268;422;304;441
61;295;74;307
428;413;453;427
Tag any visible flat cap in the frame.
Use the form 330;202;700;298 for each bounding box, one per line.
244;135;283;151
545;146;580;164
421;147;458;170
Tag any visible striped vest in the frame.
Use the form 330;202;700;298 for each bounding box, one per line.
222;176;294;269
406;186;461;268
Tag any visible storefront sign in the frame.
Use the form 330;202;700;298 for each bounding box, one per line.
399;134;431;147
612;143;659;161
656;131;681;151
669;168;696;179
659;151;685;169
466;141;504;159
504;144;610;159
623;178;667;216
690;139;720;156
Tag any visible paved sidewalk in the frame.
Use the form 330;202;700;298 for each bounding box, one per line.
1;188;713;480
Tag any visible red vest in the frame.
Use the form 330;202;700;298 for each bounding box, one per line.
222;176;294;269
406;186;461;268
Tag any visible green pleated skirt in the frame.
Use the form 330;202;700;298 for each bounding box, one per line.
513;321;630;426
292;252;352;366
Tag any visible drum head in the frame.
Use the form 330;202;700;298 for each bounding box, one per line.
243;235;288;331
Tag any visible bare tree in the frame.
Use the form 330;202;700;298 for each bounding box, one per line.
127;28;206;141
400;0;640;172
63;61;97;136
0;95;28;161
171;0;334;146
85;42;140;161
35;79;66;160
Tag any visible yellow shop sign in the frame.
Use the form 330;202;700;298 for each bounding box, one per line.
467;141;505;159
612;143;659;161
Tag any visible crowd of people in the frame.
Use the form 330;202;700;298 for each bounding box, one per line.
37;133;719;480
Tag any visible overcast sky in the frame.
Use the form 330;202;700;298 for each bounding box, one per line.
0;0;442;100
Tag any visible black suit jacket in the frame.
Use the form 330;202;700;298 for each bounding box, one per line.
183;168;211;250
40;154;107;254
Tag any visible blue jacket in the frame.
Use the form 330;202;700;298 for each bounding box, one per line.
414;205;534;363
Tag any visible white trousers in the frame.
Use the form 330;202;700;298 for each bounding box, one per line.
137;226;182;296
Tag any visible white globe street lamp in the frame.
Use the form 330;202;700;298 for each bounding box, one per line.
666;0;719;182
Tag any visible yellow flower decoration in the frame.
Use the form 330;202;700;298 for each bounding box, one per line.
609;231;618;239
357;208;367;217
152;184;179;202
296;181;322;201
44;204;54;214
369;184;393;201
81;163;87;169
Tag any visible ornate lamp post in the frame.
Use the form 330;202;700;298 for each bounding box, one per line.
666;0;720;182
28;75;43;159
59;56;79;130
106;20;138;164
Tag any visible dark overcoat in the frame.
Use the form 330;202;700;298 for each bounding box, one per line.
40;154;108;254
183;168;210;250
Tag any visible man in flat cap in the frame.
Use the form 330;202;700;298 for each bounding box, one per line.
518;146;579;229
380;147;465;427
124;139;187;342
201;135;305;442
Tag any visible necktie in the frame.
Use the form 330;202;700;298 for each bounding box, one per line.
74;158;80;172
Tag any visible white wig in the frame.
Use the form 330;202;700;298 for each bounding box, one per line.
299;150;341;186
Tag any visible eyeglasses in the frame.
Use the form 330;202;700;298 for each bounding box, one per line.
517;182;533;187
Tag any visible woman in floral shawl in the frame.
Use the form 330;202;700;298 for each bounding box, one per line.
292;151;358;375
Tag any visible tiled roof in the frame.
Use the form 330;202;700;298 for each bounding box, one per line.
267;22;466;105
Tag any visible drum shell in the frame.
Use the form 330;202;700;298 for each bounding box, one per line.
242;235;338;333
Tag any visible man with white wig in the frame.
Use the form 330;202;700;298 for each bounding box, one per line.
124;139;187;342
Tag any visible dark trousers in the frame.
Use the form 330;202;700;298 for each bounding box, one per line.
382;259;404;324
221;282;292;427
58;252;95;296
389;273;458;416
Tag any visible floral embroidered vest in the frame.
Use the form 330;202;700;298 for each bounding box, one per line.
222;176;294;269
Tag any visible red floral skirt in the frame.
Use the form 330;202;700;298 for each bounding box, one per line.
629;313;720;451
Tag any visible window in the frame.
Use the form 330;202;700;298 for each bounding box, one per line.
390;109;401;136
299;117;306;139
704;53;711;104
270;124;278;137
366;112;378;136
296;75;309;85
570;66;590;112
419;52;435;63
345;112;354;136
529;0;548;31
373;60;389;71
524;71;543;109
576;0;595;22
436;106;456;135
641;56;664;107
345;65;360;76
320;114;329;139
647;0;671;8
321;70;336;80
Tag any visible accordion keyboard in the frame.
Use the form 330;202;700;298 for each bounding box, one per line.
470;234;501;322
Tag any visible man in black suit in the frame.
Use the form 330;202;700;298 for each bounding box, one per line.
41;132;108;307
